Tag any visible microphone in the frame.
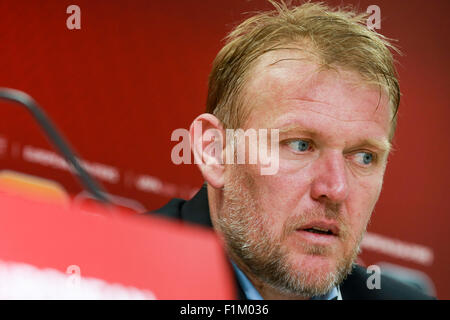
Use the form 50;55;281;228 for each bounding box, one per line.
0;87;111;204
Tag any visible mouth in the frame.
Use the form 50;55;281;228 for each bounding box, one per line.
302;227;334;235
295;221;340;243
298;220;339;235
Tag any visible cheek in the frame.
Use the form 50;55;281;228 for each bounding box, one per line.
245;167;312;231
346;176;383;232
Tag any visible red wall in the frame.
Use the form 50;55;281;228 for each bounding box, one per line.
0;0;448;298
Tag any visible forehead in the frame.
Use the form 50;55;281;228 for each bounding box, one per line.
242;49;391;137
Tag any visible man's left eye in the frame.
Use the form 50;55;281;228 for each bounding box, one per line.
354;152;375;165
287;139;311;152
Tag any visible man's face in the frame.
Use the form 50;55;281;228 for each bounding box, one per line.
214;50;392;298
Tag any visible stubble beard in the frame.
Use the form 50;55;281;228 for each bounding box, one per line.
215;170;368;298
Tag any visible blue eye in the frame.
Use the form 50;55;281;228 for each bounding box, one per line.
355;152;374;165
288;140;310;152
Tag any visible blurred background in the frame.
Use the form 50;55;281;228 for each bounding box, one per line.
0;0;448;298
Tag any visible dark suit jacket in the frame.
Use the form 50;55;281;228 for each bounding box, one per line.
152;184;434;300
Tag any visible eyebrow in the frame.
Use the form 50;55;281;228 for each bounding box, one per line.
354;138;392;154
276;125;392;153
277;126;317;137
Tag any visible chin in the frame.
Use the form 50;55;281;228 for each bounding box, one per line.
293;251;338;276
281;247;350;295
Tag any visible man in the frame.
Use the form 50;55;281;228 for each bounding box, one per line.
155;1;433;300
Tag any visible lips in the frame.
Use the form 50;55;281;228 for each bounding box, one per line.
297;220;339;237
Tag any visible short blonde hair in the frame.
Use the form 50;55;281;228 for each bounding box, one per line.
206;1;401;140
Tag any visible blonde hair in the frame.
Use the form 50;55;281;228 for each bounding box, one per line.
206;1;401;140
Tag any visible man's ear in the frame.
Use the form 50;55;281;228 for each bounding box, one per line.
189;113;225;189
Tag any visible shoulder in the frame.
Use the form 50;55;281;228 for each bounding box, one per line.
149;185;213;227
340;264;435;300
152;197;186;220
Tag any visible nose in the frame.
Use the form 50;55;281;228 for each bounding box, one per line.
310;150;349;204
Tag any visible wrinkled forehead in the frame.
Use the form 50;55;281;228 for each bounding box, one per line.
242;48;391;128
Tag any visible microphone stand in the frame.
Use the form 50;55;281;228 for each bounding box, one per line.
0;87;111;205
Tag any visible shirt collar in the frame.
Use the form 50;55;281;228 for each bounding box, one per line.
231;261;342;300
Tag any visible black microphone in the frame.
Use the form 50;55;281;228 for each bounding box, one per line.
0;87;111;204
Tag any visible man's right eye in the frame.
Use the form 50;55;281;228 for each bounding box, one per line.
287;139;311;152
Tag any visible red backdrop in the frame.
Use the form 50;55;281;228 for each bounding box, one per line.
0;0;448;298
